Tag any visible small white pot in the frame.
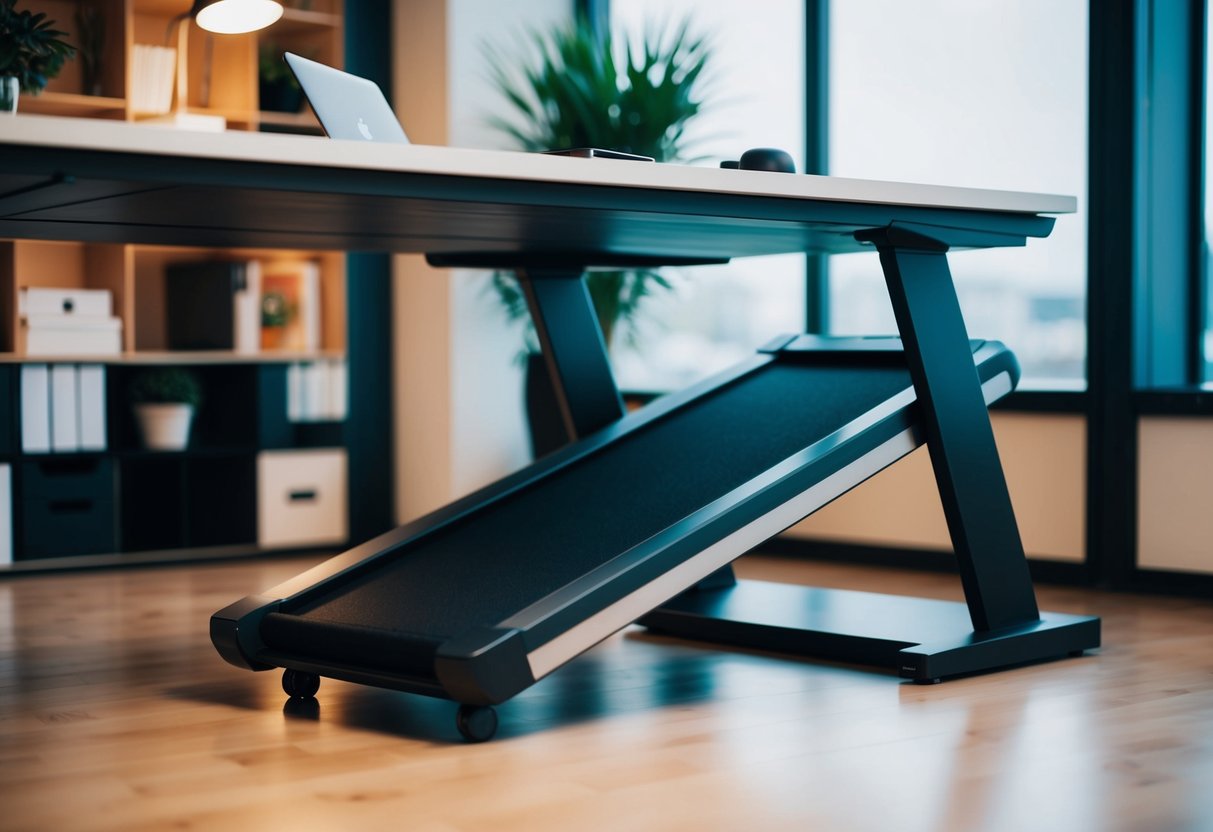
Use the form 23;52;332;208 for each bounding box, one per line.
135;403;195;451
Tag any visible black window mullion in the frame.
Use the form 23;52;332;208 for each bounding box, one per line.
805;0;829;334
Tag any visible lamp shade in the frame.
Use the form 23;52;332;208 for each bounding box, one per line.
192;0;283;34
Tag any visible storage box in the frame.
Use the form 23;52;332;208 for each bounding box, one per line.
19;287;112;319
257;449;347;549
21;497;117;558
20;456;117;558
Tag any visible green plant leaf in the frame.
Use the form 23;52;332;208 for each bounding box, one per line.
482;15;712;357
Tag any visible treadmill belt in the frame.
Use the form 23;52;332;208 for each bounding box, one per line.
277;362;912;648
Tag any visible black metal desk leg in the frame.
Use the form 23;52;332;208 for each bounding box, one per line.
516;268;626;441
517;267;736;590
640;227;1097;679
869;228;1040;632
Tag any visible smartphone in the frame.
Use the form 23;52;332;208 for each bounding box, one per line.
542;148;655;162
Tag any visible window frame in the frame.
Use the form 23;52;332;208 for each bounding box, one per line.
602;0;1213;593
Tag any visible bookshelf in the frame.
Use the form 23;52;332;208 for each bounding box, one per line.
21;0;342;134
0;0;386;571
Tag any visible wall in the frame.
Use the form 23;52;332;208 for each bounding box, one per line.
785;412;1087;563
1137;416;1213;573
392;0;569;523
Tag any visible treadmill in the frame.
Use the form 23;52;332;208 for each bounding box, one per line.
213;332;1098;742
206;161;1102;743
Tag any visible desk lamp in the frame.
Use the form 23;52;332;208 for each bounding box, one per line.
155;0;284;130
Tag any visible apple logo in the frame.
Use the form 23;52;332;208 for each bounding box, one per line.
357;117;373;140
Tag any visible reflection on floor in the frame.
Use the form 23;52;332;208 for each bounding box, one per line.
1;553;1212;832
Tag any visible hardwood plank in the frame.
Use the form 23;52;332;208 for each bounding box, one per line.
1;554;1212;832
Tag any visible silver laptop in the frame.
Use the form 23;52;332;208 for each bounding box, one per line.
284;52;409;144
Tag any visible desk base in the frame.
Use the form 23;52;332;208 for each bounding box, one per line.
639;579;1101;683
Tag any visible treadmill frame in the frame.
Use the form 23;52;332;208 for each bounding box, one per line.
213;337;1097;704
213;207;1100;712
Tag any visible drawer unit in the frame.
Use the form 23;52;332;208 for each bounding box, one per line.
258;449;347;549
21;497;117;558
19;457;118;558
21;456;115;501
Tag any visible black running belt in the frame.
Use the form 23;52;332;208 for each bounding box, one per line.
268;362;911;656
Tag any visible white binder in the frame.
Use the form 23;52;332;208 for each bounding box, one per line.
78;365;107;451
20;364;51;453
50;364;80;452
0;463;11;567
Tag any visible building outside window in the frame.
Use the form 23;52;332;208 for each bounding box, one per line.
611;0;1087;390
827;0;1089;385
610;0;806;392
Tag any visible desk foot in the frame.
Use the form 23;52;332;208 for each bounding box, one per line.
639;579;1101;683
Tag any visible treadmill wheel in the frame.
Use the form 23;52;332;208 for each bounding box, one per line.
282;668;321;699
456;704;498;743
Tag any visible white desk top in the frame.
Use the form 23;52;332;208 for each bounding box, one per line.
0;115;1075;216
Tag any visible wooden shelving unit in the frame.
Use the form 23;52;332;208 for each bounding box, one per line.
25;0;341;128
2;1;354;571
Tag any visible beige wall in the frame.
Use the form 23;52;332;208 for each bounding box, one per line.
392;0;569;523
785;412;1087;563
1138;416;1213;574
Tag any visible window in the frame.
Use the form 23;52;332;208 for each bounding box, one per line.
1204;4;1213;381
827;0;1088;386
610;0;806;392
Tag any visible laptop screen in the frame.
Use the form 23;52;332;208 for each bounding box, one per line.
284;52;409;144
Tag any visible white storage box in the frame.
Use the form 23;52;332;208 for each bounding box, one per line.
257;449;348;549
19;287;112;319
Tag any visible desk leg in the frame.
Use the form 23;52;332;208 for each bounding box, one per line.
640;229;1098;681
518;268;736;590
517;269;626;441
873;231;1040;632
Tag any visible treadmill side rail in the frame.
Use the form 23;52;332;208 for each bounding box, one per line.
434;627;536;706
211;595;281;671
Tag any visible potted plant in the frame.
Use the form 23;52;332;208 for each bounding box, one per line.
129;367;202;451
0;0;76;113
486;17;712;455
73;3;104;97
258;43;303;113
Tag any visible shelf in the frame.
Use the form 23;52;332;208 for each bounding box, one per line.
18;92;126;119
115;446;259;458
0;541;346;574
256;109;321;130
277;7;343;32
5;0;352;569
0;350;346;365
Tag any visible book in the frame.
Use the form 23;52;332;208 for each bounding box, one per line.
132;44;176;115
165;261;260;352
260;260;321;352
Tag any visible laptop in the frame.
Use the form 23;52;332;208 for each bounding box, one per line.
284;52;409;144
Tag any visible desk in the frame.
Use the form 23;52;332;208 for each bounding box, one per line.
1;115;1093;682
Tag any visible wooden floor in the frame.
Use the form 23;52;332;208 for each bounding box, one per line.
2;555;1213;832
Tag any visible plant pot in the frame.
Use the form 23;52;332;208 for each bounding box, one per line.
0;77;18;115
134;403;195;451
